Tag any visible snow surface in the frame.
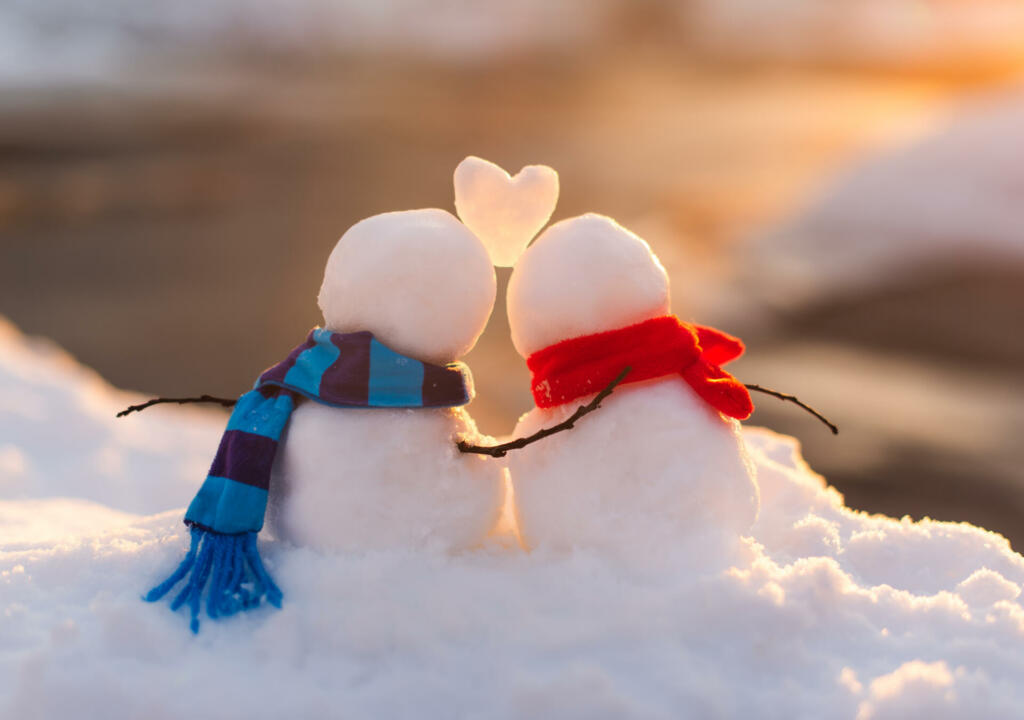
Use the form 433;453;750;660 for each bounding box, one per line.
0;317;221;517
3;319;1024;717
317;209;496;366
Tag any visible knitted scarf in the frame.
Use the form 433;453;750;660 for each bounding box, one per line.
526;315;753;420
146;328;472;632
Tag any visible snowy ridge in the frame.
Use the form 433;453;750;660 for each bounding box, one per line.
745;86;1024;306
2;318;1023;716
0;316;222;523
0;0;612;85
6;0;1024;86
688;0;1024;69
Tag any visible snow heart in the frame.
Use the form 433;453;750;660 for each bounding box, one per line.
454;156;559;267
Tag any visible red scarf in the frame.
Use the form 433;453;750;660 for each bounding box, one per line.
526;315;753;420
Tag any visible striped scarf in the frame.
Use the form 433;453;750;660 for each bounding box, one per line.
146;328;472;633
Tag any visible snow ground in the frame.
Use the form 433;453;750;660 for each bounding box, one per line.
2;318;1023;718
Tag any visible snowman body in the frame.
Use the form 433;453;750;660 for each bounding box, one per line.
270;403;503;552
510;377;756;560
266;208;505;552
505;213;759;561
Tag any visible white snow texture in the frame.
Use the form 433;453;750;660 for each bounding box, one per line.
3;316;1024;717
317;208;496;366
268;402;506;553
511;378;758;565
507;214;671;357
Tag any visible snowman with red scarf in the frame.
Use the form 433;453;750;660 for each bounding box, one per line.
501;213;760;566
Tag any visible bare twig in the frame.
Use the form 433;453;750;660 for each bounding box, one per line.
457;367;632;458
116;394;237;418
744;383;838;435
117;374;836;446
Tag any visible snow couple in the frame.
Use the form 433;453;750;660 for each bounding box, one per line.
133;157;826;632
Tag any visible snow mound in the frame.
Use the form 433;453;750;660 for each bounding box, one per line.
0;0;613;85
2;318;1023;716
689;0;1024;70
0;316;222;515
747;87;1024;306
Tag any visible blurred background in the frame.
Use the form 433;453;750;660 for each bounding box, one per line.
2;1;1023;546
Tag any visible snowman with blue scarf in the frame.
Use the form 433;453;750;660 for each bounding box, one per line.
145;157;559;632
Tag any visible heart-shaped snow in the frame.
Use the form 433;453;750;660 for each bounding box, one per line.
454;156;559;267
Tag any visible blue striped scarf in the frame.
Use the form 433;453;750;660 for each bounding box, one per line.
146;328;472;632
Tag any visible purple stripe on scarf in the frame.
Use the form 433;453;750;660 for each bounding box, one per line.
319;331;372;406
259;334;317;385
208;430;279;490
422;364;466;407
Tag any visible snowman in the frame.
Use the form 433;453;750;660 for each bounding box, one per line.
266;207;505;553
504;213;760;565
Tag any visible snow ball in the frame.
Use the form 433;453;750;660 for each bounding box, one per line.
506;213;669;357
318;208;496;364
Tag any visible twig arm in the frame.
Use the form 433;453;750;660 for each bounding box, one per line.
457;367;632;458
744;383;838;435
116;394;237;418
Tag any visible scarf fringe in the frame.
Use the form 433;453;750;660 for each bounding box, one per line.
145;526;282;634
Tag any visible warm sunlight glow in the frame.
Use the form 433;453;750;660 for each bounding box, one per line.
487;469;525;549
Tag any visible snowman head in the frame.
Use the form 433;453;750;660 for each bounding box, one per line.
506;213;670;357
318;208;496;364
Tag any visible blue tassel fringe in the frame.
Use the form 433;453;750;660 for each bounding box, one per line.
145;526;282;633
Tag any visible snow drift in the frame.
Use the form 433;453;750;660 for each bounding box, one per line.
743;86;1024;308
7;0;1024;87
2;317;1023;718
687;0;1024;70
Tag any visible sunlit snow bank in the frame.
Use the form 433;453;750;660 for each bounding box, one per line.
0;317;221;518
743;86;1024;308
0;0;613;85
2;318;1023;717
7;0;1024;86
688;0;1024;70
